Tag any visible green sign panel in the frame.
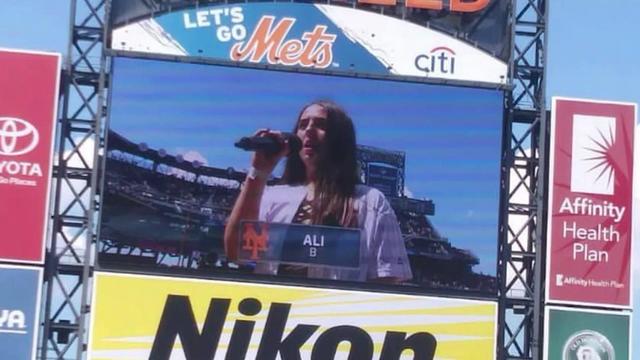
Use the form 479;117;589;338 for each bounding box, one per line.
545;306;631;360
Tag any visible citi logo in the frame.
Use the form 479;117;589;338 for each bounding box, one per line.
414;47;456;75
0;117;40;156
570;114;616;195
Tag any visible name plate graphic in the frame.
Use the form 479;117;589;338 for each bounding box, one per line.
238;221;361;268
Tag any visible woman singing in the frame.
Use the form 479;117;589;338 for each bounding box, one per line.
224;100;411;283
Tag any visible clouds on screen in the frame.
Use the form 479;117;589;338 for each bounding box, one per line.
175;149;209;165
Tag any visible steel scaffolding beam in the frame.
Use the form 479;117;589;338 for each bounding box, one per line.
497;0;548;359
39;0;108;358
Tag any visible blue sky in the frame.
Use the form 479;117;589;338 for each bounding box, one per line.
1;0;638;357
547;4;639;358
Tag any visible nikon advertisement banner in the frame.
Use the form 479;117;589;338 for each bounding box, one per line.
89;272;497;359
544;306;631;360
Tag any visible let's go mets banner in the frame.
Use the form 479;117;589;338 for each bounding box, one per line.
111;3;507;85
89;272;497;359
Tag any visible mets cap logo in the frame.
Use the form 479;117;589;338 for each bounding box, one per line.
0;117;40;156
241;222;269;260
562;330;615;360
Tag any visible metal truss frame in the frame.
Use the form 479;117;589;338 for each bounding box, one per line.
39;0;108;358
38;0;548;359
497;0;548;359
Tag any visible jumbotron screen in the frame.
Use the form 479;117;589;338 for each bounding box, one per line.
100;56;504;294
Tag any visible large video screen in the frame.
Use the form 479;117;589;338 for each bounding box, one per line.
100;56;504;295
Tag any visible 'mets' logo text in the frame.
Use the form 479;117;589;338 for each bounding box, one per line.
150;295;437;359
230;16;336;68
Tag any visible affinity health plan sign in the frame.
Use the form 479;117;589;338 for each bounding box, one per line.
546;97;636;308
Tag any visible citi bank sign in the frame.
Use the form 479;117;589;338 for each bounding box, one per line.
414;47;456;75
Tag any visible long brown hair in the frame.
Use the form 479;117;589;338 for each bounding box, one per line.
282;100;360;227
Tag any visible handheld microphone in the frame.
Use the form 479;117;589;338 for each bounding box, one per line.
234;133;302;154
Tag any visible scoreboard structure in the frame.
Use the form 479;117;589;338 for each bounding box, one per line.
33;0;551;359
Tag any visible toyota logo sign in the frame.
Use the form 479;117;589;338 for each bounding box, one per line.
0;117;40;156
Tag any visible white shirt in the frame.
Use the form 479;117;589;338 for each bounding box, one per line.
255;184;412;282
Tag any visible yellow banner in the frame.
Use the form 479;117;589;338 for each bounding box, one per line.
89;272;496;359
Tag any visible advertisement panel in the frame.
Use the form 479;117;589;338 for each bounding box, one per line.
89;271;498;360
0;48;60;264
544;306;631;360
546;98;636;308
0;265;43;360
99;56;503;294
110;2;508;84
110;0;511;61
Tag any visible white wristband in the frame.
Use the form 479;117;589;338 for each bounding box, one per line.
247;166;269;181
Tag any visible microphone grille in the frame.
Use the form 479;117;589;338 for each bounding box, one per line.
285;133;302;153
